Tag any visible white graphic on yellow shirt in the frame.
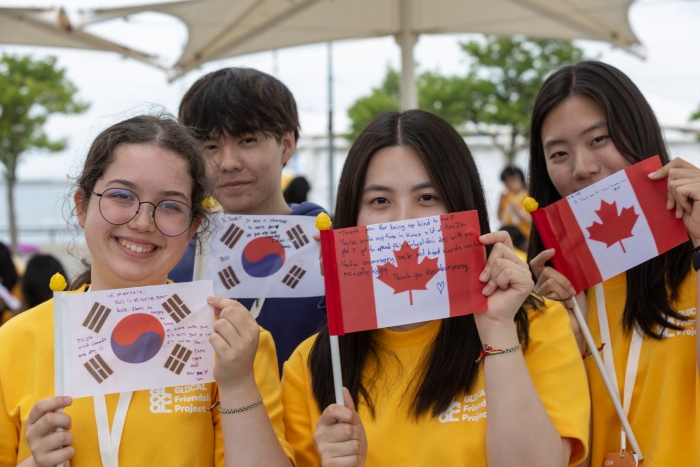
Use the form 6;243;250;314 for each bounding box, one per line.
660;307;696;338
150;388;173;413
149;384;212;414
438;389;487;423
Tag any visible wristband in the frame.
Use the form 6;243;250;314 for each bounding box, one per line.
209;395;264;414
475;344;522;364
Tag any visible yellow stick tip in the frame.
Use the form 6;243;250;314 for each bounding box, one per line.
315;212;332;231
49;273;67;292
524;197;539;213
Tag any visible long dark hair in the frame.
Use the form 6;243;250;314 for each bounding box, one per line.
71;114;211;289
309;110;540;419
527;61;692;338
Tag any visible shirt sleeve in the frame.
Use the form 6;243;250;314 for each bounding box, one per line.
0;326;20;466
281;339;321;467
524;299;591;466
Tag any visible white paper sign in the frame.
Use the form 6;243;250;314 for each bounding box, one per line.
56;281;215;399
203;214;324;299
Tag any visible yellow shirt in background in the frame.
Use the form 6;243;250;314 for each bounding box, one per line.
498;189;531;237
586;272;698;467
282;299;589;467
0;289;294;466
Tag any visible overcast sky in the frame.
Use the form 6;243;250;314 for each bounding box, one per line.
1;0;699;180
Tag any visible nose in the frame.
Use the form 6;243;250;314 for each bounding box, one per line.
217;143;244;173
128;202;157;233
572;149;601;180
394;202;420;223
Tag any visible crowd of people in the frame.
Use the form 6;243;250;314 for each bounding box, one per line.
0;60;698;467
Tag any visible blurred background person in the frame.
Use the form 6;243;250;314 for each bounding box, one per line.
283;176;311;205
498;166;531;239
21;254;67;310
0;242;20;325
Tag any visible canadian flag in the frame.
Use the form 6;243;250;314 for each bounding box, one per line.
531;156;688;293
320;211;488;335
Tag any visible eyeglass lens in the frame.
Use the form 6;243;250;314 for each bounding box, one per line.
98;188;192;236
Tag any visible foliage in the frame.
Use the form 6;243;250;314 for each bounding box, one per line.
346;35;587;163
0;53;89;250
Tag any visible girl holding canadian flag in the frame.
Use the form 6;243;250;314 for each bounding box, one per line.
527;61;700;466
282;109;590;467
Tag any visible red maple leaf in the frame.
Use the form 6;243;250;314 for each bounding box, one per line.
586;200;639;253
376;241;439;305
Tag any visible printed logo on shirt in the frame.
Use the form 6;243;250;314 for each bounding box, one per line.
149;385;212;414
150;388;173;413
438;389;487;423
660;307;696;338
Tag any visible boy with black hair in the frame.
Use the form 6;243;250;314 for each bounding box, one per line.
170;67;326;370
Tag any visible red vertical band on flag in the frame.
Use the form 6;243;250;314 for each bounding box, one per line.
625;155;689;254
333;227;378;333
532;201;602;293
320;229;344;336
439;212;487;317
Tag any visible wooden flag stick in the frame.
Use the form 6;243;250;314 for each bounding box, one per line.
571;297;643;459
329;335;345;405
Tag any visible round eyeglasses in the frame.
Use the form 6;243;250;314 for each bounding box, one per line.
90;188;194;237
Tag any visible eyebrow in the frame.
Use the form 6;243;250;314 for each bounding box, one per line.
106;179;190;202
362;181;434;194
543;121;608;150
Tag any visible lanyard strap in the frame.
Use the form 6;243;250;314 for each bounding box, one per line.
250;298;266;319
94;391;133;467
595;283;643;454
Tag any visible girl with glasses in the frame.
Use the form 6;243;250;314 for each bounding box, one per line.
0;115;294;467
282;110;590;467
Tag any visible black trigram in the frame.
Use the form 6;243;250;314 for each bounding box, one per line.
164;344;192;375
218;266;240;290
84;354;113;384
282;266;306;289
286;224;309;249
82;302;111;333
220;223;244;249
163;294;191;323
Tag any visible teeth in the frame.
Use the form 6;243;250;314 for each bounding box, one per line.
118;238;155;254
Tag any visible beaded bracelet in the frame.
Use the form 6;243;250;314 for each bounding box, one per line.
475;344;522;364
209;395;264;414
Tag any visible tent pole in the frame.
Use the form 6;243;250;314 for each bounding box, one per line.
396;0;418;110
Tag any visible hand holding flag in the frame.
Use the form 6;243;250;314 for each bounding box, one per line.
475;231;534;340
25;396;74;467
648;157;700;245
314;387;367;467
208;296;260;391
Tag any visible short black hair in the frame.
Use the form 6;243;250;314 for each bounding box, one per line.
500;166;525;183
179;67;300;143
22;254;67;309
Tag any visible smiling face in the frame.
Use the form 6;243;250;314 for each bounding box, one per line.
357;145;448;226
76;143;199;291
203;131;294;215
541;95;631;197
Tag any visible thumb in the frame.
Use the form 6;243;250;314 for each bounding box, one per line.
529;248;555;278
342;387;363;427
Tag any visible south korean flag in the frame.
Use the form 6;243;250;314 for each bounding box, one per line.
198;213;325;299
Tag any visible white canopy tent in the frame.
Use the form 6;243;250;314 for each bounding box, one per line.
0;6;164;68
81;0;643;109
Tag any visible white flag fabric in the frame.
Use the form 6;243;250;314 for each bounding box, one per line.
55;281;215;398
201;214;324;299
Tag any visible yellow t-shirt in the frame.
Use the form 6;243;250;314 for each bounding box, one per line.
282;299;589;467
498;189;531;237
586;272;697;466
0;288;294;466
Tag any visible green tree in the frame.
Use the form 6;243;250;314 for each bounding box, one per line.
347;36;586;164
0;54;88;252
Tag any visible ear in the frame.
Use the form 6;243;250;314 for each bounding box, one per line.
74;189;89;229
187;216;203;240
280;130;296;165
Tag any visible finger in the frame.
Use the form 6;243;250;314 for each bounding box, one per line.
529;249;555;279
492;266;533;293
207;296;242;318
35;445;74;467
536;277;572;301
212;313;244;348
27;397;72;425
479;240;524;283
322;423;362;443
318;404;356;426
30;411;73;437
647;158;695;180
220;305;258;340
313;232;321;241
479;231;514;249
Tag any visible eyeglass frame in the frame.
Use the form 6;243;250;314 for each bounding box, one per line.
89;188;195;237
